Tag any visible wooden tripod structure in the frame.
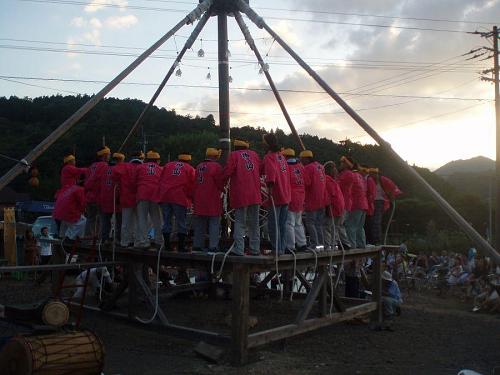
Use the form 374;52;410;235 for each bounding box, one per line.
0;0;498;262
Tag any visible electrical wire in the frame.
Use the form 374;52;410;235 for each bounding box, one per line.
15;0;479;33
0;75;490;102
130;0;498;26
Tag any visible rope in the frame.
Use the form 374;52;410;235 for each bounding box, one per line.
210;243;235;280
288;248;297;301
136;245;164;324
383;199;396;245
111;184;118;281
270;195;283;301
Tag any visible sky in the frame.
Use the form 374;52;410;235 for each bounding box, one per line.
0;0;499;170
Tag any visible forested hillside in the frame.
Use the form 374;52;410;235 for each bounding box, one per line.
0;95;490;251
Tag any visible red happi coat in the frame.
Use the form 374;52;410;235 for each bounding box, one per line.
303;161;326;212
351;172;368;212
366;175;377;216
193;160;224;216
224;149;262;209
287;161;305;213
262;151;291;207
324;175;345;217
53;184;86;223
98;165;120;214
84;161;108;204
60;164;88;188
156;161;195;208
337;169;355;212
369;175;403;212
135;162;163;202
112;162;139;209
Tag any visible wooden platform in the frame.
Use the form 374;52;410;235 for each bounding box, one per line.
50;242;383;364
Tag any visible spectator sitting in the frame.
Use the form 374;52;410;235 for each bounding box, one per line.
382;270;402;328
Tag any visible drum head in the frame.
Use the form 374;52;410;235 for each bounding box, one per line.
0;338;32;375
42;301;69;327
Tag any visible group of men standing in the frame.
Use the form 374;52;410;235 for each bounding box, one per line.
52;134;401;255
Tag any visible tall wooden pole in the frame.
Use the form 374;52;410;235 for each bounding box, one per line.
234;11;305;151
218;13;231;164
494;26;500;250
0;0;214;191
237;0;500;263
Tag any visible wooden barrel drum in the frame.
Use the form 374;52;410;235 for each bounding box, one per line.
0;330;105;375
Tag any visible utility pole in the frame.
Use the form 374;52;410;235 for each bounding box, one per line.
476;26;500;249
494;26;500;250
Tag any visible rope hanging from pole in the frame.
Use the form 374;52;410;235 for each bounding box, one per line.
0;0;214;192
235;0;500;264
118;10;212;152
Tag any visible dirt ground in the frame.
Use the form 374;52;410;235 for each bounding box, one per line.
1;279;499;375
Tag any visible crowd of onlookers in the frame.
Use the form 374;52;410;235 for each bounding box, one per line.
384;245;500;314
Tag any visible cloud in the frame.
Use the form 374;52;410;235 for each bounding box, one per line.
104;14;138;29
84;0;128;13
70;17;86;28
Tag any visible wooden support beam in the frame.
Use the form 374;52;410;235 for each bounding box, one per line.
257;271;276;289
158;281;211;298
78;303;231;346
326;281;346;313
295;271;311;293
295;268;328;324
0;261;122;273
248;302;377;349
133;266;169;325
231;263;250;365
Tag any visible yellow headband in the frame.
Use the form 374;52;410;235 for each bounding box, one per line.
282;148;295;157
234;139;250;148
299;150;313;158
113;152;125;161
146;151;160;160
178;154;192;161
63;155;75;164
369;168;379;174
206;148;221;158
340;156;354;168
97;146;111;157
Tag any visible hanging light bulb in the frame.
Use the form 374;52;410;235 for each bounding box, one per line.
228;66;233;83
206;67;211;80
229;76;233;83
197;38;204;58
175;67;182;77
227;49;231;58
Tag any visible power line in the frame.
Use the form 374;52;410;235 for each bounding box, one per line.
288;53;482;112
0;38;488;68
350;101;490;139
130;0;498;26
15;0;477;34
0;75;492;101
0;77;80;95
0;45;485;73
